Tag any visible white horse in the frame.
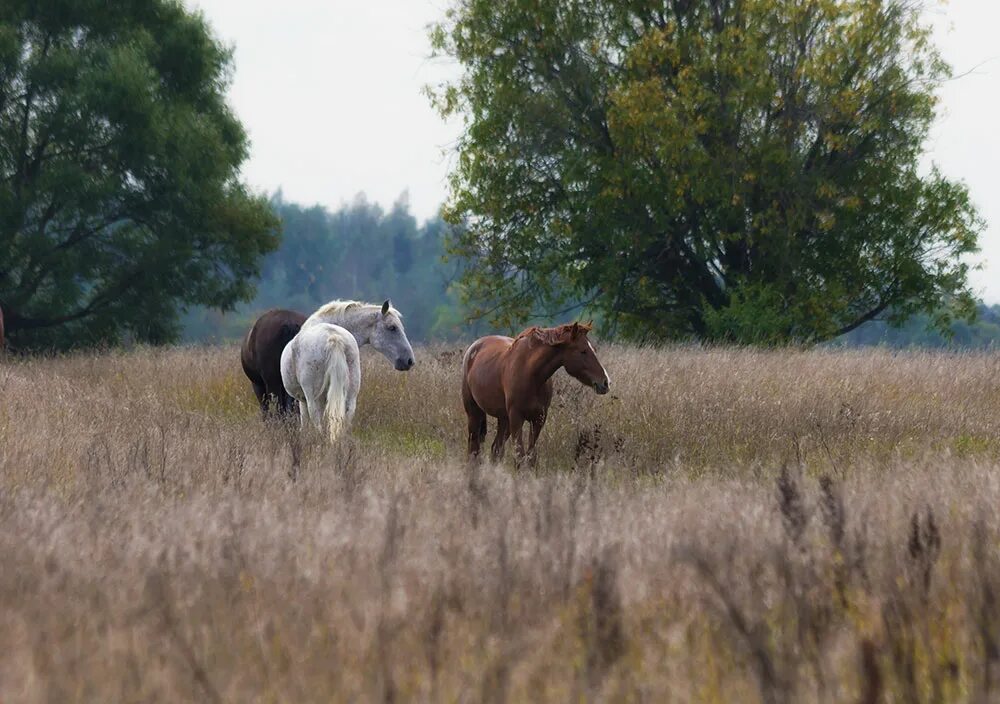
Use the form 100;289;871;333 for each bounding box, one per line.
280;299;414;440
281;323;360;441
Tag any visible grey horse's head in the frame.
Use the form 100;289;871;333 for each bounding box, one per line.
370;300;415;371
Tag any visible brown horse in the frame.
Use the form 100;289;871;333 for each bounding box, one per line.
0;303;5;350
462;322;610;466
241;308;307;418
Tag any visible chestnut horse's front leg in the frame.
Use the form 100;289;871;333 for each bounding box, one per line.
527;410;548;468
508;410;527;469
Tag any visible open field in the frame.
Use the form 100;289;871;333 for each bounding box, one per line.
3;344;1000;702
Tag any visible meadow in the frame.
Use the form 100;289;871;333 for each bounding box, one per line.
3;343;1000;702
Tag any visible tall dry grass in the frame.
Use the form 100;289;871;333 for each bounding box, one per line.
2;343;1000;702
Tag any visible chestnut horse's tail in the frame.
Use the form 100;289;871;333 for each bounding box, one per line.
461;342;489;451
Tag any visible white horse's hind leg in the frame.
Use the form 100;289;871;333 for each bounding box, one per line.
281;341;308;428
297;396;312;430
304;387;326;434
296;386;325;435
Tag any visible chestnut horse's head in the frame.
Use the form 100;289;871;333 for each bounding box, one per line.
536;322;610;395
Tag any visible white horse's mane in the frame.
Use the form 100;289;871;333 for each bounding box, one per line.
309;300;402;323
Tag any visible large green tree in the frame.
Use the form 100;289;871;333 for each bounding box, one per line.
431;0;981;343
0;0;279;348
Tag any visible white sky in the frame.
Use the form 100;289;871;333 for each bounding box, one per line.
188;0;1000;302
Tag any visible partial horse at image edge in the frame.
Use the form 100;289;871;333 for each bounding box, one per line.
462;322;610;467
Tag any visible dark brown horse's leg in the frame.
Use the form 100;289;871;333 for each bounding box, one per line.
491;415;509;462
261;366;287;422
264;391;278;419
276;389;295;419
250;379;268;418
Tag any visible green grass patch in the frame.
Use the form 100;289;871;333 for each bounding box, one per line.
173;372;258;421
952;433;995;457
354;423;448;460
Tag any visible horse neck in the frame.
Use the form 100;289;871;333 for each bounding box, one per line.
314;309;375;346
514;338;565;385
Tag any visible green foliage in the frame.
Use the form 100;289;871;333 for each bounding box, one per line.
183;195;482;343
0;0;279;349
431;0;982;343
702;281;797;345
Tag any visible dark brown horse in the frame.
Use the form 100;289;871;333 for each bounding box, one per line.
241;308;306;417
461;322;610;466
0;303;5;350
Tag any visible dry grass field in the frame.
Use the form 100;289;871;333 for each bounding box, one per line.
3;343;1000;702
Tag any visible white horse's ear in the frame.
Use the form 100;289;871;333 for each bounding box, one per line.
381;300;390;316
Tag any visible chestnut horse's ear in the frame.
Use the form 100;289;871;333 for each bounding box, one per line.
381;300;391;316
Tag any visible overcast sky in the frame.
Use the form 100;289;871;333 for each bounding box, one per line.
188;0;1000;302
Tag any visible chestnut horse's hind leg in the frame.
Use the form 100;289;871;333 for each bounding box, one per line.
464;400;487;458
466;409;487;457
491;415;509;462
463;377;488;459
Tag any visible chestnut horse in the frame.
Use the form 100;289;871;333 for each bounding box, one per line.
462;322;610;466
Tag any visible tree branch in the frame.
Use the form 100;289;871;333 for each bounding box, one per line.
4;269;145;332
832;298;892;338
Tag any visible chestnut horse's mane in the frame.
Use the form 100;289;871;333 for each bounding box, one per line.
512;322;592;349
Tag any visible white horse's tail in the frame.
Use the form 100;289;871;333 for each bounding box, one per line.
323;329;361;443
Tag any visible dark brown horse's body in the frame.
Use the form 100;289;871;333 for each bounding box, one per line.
461;322;610;466
0;304;5;350
241;308;307;417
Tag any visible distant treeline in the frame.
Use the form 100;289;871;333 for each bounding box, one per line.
837;303;1000;350
183;194;1000;349
182;194;485;344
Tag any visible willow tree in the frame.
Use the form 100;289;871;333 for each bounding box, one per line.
0;0;279;348
431;0;981;342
